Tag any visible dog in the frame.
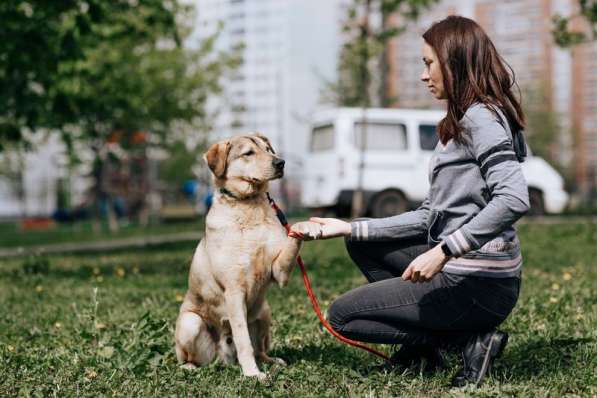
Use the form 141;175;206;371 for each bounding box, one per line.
174;133;321;379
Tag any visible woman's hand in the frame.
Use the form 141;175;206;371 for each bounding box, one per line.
290;217;351;240
309;217;352;239
402;244;450;283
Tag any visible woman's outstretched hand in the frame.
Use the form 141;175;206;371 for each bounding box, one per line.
308;217;352;239
289;217;351;240
402;244;450;283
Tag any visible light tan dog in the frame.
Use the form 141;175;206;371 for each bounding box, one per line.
174;133;321;379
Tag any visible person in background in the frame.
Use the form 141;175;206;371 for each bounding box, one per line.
292;15;529;387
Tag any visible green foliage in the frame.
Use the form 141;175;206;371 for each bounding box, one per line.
0;1;239;151
0;221;595;395
523;84;578;191
158;141;202;189
21;255;50;275
552;0;597;47
324;0;438;107
523;85;559;161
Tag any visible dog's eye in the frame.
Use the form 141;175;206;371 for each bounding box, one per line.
243;150;255;157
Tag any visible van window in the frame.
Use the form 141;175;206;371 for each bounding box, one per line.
310;124;334;152
419;124;439;150
354;122;407;150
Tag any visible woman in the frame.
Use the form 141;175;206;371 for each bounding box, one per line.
292;16;529;387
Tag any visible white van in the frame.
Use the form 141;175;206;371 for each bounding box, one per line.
301;107;569;217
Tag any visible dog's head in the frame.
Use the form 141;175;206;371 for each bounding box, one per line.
204;133;285;198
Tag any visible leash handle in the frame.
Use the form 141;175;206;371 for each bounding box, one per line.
267;193;389;362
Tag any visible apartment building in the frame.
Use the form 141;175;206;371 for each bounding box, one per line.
192;0;345;170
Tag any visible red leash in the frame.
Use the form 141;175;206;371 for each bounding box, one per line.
267;194;389;361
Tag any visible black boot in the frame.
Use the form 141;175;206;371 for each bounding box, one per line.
451;330;508;387
385;344;444;372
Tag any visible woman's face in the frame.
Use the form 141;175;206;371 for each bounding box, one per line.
421;42;446;100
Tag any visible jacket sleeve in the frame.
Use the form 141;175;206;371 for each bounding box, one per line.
349;195;430;241
443;105;530;257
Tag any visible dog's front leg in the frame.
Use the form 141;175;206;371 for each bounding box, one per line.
272;221;321;287
271;236;302;288
225;290;265;380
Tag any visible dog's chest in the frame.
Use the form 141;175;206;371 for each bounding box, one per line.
242;222;286;276
206;204;287;286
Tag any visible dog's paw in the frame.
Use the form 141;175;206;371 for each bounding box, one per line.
258;354;287;366
290;221;322;241
180;362;197;371
270;357;287;366
244;370;268;381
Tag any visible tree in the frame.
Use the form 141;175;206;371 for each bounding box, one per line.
552;0;597;47
0;0;239;152
323;0;438;108
0;1;239;226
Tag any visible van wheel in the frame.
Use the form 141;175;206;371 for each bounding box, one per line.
528;188;545;216
370;190;408;218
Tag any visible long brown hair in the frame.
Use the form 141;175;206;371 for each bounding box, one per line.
422;16;525;145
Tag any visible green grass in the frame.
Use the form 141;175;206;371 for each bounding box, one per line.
0;220;204;249
0;222;595;396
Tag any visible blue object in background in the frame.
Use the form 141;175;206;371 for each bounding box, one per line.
183;179;198;199
204;190;213;210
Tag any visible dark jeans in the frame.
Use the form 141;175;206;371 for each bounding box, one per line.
327;237;520;347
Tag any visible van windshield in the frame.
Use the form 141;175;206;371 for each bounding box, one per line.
310;124;334;152
354;122;407;150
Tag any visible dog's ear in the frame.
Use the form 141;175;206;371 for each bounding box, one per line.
204;141;231;179
253;133;275;154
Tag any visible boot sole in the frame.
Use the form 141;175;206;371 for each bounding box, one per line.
474;332;508;386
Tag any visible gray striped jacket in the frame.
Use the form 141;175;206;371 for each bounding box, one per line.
350;103;530;278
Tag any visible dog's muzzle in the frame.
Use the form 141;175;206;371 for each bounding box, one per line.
273;158;285;173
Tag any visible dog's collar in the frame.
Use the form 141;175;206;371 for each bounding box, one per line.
219;187;261;201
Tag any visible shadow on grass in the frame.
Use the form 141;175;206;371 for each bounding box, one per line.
273;343;365;368
496;336;594;381
273;336;595;382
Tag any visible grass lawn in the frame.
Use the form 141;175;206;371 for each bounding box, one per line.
0;220;204;249
0;221;595;396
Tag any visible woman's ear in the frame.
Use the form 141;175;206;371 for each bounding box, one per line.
204;141;231;179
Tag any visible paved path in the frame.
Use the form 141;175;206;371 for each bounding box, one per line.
0;231;202;259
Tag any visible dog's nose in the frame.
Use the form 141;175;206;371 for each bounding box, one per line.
273;157;285;170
